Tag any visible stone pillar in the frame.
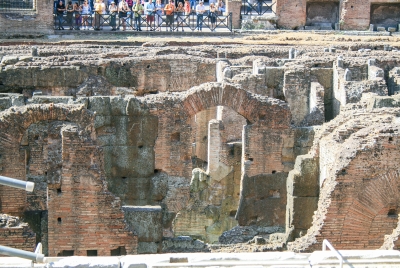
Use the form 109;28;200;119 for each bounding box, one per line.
227;0;242;29
344;68;352;81
207;119;222;174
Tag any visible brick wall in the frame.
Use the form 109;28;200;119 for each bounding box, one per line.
0;0;54;36
0;226;36;253
0;104;138;256
276;0;307;29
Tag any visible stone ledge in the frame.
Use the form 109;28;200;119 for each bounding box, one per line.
122;205;162;212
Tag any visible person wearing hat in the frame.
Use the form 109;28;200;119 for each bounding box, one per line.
195;0;205;31
109;1;118;30
145;0;156;31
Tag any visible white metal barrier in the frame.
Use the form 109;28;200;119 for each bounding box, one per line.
322;239;343;268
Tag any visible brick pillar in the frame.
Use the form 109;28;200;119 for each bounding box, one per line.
275;0;306;29
227;0;242;29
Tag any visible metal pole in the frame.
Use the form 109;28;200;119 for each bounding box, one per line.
0;176;34;192
0;245;44;263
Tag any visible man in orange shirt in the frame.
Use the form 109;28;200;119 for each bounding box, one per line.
164;0;175;31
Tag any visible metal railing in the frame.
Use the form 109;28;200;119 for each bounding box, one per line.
54;11;233;32
322;239;343;268
241;0;275;15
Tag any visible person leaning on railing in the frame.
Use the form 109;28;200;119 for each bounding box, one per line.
118;0;130;31
73;2;82;30
155;0;164;31
66;1;74;30
184;0;190;15
81;0;91;30
132;0;143;31
56;0;66;30
209;2;217;32
145;0;156;31
164;0;174;31
195;0;205;31
93;0;103;30
175;2;184;32
109;1;118;30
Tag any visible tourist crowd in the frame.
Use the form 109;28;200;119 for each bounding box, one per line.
55;0;226;31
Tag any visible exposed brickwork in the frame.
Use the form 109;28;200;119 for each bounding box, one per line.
0;226;36;253
0;0;54;36
0;104;138;256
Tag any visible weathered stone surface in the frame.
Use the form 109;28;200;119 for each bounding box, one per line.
2;43;400;256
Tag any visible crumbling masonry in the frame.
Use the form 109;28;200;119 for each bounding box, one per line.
1;43;400;255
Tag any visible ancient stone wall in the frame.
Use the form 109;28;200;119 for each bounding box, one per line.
2;44;400;255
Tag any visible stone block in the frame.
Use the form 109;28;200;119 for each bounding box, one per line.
1;56;19;65
103;145;154;178
304;26;320;30
288;154;319;195
388;27;397;32
287;195;318;229
137;242;159;254
237;173;287;226
377;26;386;31
110;96;128;116
369;24;374;31
123;206;163;243
88;96;111;115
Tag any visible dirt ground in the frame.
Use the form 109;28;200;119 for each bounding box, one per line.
1;31;400;48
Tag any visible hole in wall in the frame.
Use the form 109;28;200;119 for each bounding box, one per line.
121;177;127;179
229;210;237;217
389;137;393;142
147;65;151;69
272;170;276;174
57;217;62;224
138;145;143;149
351;5;353;8
87;250;98;256
111;246;126;256
58;250;74;256
388;208;398;218
57;188;62;195
171;132;180;142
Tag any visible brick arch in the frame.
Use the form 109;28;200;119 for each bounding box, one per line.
0;104;93;146
341;170;400;248
182;83;291;127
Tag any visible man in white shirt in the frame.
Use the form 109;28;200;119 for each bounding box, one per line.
195;0;205;31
